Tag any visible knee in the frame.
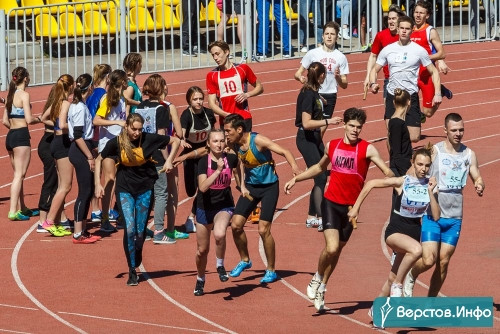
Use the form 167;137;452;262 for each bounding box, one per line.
410;135;420;143
197;246;209;258
439;257;451;270
422;252;436;267
213;231;226;244
410;245;423;259
324;245;340;258
258;224;272;238
231;221;244;234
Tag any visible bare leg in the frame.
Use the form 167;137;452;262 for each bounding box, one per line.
407;126;421;143
195;222;211;278
231;214;250;262
428;243;456;296
258;220;275;271
317;229;345;284
9;146;31;214
213;211;231;260
166;167;179;233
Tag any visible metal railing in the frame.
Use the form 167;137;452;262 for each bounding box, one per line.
0;0;497;90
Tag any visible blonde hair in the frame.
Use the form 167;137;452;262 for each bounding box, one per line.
48;74;74;122
119;113;144;164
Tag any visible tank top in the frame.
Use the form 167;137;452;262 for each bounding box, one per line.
127;80;142;114
187;109;212;144
394;175;431;218
237;132;278;185
9;90;25;119
206;154;232;190
433;142;471;193
324;138;370;205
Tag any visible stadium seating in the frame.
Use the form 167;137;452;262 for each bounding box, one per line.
35;13;66;37
153;4;181;29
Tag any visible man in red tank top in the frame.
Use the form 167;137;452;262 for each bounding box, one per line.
284;108;394;313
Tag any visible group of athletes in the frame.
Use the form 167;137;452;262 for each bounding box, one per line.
1;0;486;325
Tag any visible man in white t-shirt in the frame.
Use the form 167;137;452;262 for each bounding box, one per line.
369;16;442;143
294;21;349;131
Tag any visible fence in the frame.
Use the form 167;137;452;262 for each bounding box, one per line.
0;0;498;90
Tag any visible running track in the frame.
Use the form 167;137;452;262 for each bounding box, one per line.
0;41;499;333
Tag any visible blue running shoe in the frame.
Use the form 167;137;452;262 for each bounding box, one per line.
260;270;279;283
441;84;453;99
229;260;252;277
60;219;74;230
91;211;102;223
108;209;119;222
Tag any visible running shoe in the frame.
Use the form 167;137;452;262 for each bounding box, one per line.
314;289;326;312
441;84;453;99
83;230;102;241
260;270;279;283
390;283;403;297
403;270;416;297
300;46;308;53
317;218;324;232
420;112;427;124
42;220;66;237
100;220;117;233
185;216;196;233
21;208;39;217
166;230;189;240
56;225;72;236
145;228;154;241
229;260;252;277
306;276;321;300
8;210;30;221
36;223;48;233
217;266;229;282
91;211;102;223
248;207;260;223
60;219;74;230
108;209;120;222
127;269;138;286
306;217;320;228
72;234;97;244
153;231;176;244
194;279;205;296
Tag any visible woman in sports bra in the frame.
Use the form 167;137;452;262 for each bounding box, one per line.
179;86;217;233
348;146;440;301
94;113;180;286
2;67;42;221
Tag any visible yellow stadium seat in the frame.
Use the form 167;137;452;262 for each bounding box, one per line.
35;14;66;37
153;4;181;29
175;3;182;24
129;6;156;32
164;0;179;6
205;0;221;24
84;10;115;34
107;9;121;31
60;12;88;36
128;0;155;8
72;0;116;13
0;0;25;17
46;0;76;13
283;0;297;20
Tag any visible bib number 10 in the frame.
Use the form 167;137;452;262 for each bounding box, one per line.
224;80;237;94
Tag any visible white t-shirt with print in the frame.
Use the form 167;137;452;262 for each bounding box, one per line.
300;47;349;94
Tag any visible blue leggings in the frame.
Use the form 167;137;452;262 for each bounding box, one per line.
117;190;153;269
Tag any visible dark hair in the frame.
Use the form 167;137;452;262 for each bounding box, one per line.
444;113;463;127
388;4;405;17
186;86;205;104
6;67;29;114
142;74;166;101
302;62;326;92
73;73;92;104
398;16;415;28
393;88;411;108
107;70;127;110
323;21;340;35
223;113;247;132
208;40;230;53
343;107;367;125
412;143;433;161
49;74;74;122
119;113;145;164
122;52;142;74
92;64;112;86
415;1;432;14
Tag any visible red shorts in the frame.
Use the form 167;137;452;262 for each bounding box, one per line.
417;67;435;109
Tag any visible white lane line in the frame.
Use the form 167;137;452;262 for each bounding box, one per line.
0;328;32;334
58;311;224;333
10;223;87;334
0;303;38;311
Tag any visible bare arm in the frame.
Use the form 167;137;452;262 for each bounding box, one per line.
427;176;440;221
234;80;263;104
123;86;140;115
468;149;485;196
58;101;71;130
364;53;378;87
94;154;104;198
169;104;183;140
425;63;442;106
366;144;395;177
198;157;225;193
208;93;229;118
93;114;126;127
254;134;301;176
284;152;330;194
369;63;384;93
429;29;446;61
301;111;342;130
294;65;307;84
335;67;348;90
162;136;180;173
2;109;9;128
21;91;40;124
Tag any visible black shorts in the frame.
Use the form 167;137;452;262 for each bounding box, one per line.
222;0;243;14
5;127;30;151
385;212;421;242
321;199;354;242
385;92;421;127
50;134;71;160
319;93;337;119
234;181;279;222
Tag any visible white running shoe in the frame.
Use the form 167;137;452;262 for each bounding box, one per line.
185;216;196;233
314;289;325;312
390;283;403;297
317;218;324;232
305;217;320;228
403;270;416;297
341;27;350;40
300;46;308;53
306;276;321;300
390;251;397;265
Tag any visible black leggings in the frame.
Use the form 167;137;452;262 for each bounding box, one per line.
37;131;57;212
68;141;94;222
296;129;326;217
183;156;201;214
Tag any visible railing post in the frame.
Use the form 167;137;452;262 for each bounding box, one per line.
0;11;7;91
245;0;252;61
119;0;127;66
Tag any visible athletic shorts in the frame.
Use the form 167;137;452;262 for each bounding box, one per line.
50;134;71;160
417;68;435;109
234;181;279;222
5;127;30;151
421;215;462;247
385;92;421;127
196;207;234;225
321;199;353;242
385;212;421;242
383;78;389;99
319;93;337;119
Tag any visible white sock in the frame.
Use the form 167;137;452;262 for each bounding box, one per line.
318;283;326;292
197;276;205;282
73;232;82;239
315;272;324;282
216;257;224;267
92;210;101;214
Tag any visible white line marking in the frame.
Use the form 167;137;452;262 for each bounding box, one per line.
0;303;38;311
0;329;32;334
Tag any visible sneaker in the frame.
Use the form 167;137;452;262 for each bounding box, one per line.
42;221;66;237
166;230;189;240
36;223;48;233
185;216;196;233
91;211;102;223
116;217;125;229
194;279;205;296
317;218;324;232
390;283;403;297
306;276;321;300
21;208;40;217
352;28;358;38
260;270;279;283
60;219;74;230
108;209;119;222
83;230;102;241
368;305;373;319
145;228;154;241
182;49;197;57
100;220;117;233
441;84;453;99
306;217;321;228
217;266;229;282
403;270;416;297
239;55;247;64
229;260;252;277
56;225;72;236
300;46;308;53
8;210;30;221
360;44;371;52
248;207;260;223
314;289;325;312
72;234;97;244
253;53;266;61
282;53;291;59
420;112;427;124
341;27;350;40
193;45;207;54
127;269;138;286
153;231;176;244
